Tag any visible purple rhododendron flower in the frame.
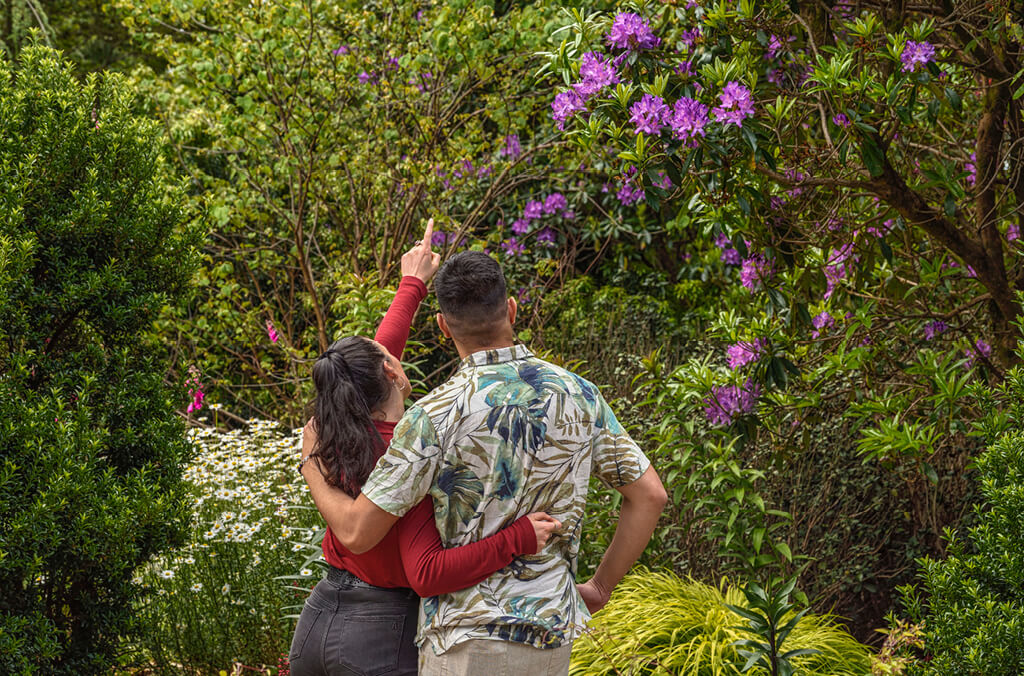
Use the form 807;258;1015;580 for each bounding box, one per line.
811;311;835;338
511;218;530;235
536;227;557;245
901;40;936;73
500;134;522;159
824;244;855;299
712;81;755;127
333;45;350;55
523;200;544;221
1008;224;1020;241
616;183;645;206
501;237;526;256
431;231;448;247
964;338;992;368
551;90;586;129
575;52;619;98
923;320;948;340
727;338;767;370
669;96;709;143
832;113;851;127
740;254;773;292
681;27;701;50
704;380;761;426
765;34;784;60
543;193;567;215
715;232;742;266
966;152;977;187
629;94;671;135
607;12;660;51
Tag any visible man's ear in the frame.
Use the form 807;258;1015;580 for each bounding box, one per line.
436;312;453;338
507;297;517;325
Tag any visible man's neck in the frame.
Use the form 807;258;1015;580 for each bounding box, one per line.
453;337;517;360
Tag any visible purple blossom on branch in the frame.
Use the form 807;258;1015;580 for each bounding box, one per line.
965;152;977;187
711;81;755;127
523;200;544;221
727;338;768;370
704;380;761;426
606;12;660;51
616;183;645;206
332;45;350;55
900;40;936;73
536;227;557;245
575;52;619;98
964;338;992;368
1008;224;1020;242
551;90;586;129
669;96;709;144
923;320;948;340
500;134;522;159
811;311;835;339
501;237;527;256
511;218;531;235
740;254;773;292
629;94;671;135
543;193;567;215
832;113;851;127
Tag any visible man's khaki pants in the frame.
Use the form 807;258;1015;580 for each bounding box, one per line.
419;639;572;676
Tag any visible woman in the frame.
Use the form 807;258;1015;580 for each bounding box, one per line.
289;221;559;676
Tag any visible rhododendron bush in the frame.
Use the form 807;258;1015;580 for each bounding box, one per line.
548;0;1024;582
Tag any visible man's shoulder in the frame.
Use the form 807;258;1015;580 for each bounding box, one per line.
521;354;603;404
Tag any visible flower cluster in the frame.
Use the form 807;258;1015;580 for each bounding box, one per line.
811;311;836;339
923;320;948;341
704;380;761;426
964;338;992;368
727;338;768;370
711;81;755;127
606;12;660;51
552;51;620;129
499;134;522;160
740;254;773;292
900;40;936;73
824;244;855;299
629;94;671;135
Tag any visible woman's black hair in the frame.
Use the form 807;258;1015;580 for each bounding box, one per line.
309;335;390;498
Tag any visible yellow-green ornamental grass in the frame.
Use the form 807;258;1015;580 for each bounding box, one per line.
571;569;873;676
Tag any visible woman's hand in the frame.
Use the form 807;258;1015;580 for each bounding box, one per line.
401;218;442;284
526;512;562;551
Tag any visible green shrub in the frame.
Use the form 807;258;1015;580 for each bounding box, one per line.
570;568;873;676
127;420;323;673
900;429;1024;675
0;44;199;674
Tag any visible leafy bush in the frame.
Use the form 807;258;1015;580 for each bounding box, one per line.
0;44;199;674
126;420;322;673
899;428;1024;675
570;568;873;676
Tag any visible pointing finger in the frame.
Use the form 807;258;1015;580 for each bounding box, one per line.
423;218;434;249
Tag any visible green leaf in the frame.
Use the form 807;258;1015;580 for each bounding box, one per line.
859;136;885;177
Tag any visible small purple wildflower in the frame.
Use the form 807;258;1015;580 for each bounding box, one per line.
966;152;977;187
727;338;767;370
1008;224;1020;241
629;94;671;135
900;40;936;73
712;81;755;127
832;113;851;127
606;12;660;51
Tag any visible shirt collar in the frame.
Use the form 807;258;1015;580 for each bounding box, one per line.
461;344;534;369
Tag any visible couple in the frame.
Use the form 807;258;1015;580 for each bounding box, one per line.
291;221;667;676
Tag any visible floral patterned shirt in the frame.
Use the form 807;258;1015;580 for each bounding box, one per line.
361;345;651;655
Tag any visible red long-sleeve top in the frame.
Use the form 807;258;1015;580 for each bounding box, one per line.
321;276;536;596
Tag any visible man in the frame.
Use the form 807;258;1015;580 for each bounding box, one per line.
309;251;667;675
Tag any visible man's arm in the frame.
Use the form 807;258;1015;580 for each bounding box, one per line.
300;422;398;554
577;465;667;613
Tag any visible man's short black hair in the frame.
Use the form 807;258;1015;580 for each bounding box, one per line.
434;251;508;328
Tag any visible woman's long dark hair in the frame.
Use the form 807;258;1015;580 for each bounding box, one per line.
310;336;391;497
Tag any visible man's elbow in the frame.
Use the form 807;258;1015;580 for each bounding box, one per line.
331;522;376;555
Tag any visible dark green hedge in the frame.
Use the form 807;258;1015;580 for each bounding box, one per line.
0;44;200;674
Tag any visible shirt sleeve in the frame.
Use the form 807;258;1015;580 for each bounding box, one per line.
374;276;428;361
590;392;651;488
361;404;442;517
396;498;536;597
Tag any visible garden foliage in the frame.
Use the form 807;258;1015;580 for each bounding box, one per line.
898;426;1024;674
568;568;872;676
0;45;199;674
